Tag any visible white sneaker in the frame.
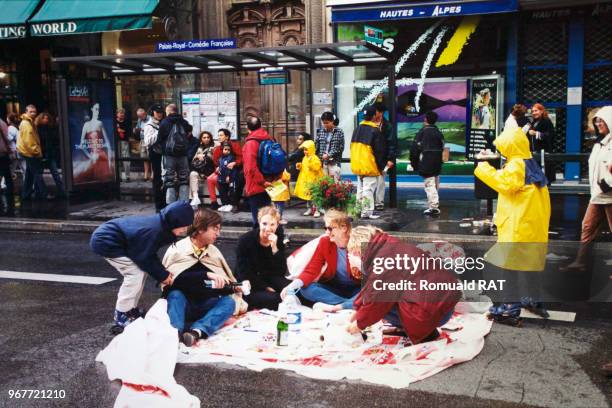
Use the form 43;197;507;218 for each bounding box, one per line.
219;205;232;212
190;196;201;207
313;210;321;218
303;209;312;216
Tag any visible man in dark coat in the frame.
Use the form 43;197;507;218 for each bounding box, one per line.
410;111;445;215
157;104;191;204
90;200;194;333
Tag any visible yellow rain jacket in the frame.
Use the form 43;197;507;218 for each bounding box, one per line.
16;114;42;158
294;140;323;200
350;121;382;177
474;128;550;271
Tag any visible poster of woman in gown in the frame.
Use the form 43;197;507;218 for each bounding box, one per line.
67;81;116;186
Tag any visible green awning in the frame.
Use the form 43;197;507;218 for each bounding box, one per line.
0;0;41;39
29;0;158;37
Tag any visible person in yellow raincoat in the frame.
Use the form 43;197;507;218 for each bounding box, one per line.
294;140;323;217
268;169;291;223
474;127;551;322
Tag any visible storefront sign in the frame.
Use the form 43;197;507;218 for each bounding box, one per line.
155;38;236;53
31;21;77;35
0;25;27;39
331;0;517;23
467;78;500;160
66;80;116;186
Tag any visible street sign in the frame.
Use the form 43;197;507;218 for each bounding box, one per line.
258;68;290;85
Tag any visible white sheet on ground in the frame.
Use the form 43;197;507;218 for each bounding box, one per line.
96;299;200;408
177;305;493;388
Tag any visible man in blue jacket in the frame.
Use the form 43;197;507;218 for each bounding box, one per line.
90;200;194;333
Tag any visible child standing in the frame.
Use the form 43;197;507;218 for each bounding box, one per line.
270;169;291;224
217;142;238;212
294;140;323;217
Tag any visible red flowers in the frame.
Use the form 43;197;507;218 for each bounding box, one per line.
308;176;356;213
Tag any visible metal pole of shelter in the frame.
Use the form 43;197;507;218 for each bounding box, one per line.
388;65;397;208
284;71;289;151
307;69;314;135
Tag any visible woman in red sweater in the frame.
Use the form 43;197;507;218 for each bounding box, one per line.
281;210;360;311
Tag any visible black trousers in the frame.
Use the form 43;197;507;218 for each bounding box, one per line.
149;149;165;211
244;275;291;311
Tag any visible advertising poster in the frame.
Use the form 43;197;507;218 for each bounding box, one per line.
67;80;116;186
467;78;499;160
395;80;469;175
181;91;239;140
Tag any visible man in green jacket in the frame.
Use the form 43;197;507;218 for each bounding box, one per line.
17;104;47;200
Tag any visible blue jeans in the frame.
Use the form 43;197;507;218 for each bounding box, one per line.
385;306;454;328
300;282;360;310
247;192;271;226
22;156;47;200
167;290;235;337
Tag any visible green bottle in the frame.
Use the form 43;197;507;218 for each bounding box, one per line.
277;315;289;346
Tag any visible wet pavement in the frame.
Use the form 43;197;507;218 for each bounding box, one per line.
0;232;610;408
1;182;597;241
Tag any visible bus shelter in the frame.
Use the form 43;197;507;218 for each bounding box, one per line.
52;40;399;207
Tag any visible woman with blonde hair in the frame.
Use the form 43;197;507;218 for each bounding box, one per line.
235;206;290;310
281;209;359;311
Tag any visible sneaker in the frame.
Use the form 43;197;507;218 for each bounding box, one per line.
313;210;321;218
210;202;220;210
182;330;200;347
126;307;146;320
190;196;201;207
113;309;130;328
303;208;313;216
361;211;381;220
218;205;232;212
423;208;441;216
375;204;384;211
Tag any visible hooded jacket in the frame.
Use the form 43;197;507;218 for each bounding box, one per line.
474;128;550;271
90;201;194;282
157;113;190;156
242;127;273;196
16;114;42;158
589;106;612;205
410;124;445;178
350;121;384;177
294;140;323;200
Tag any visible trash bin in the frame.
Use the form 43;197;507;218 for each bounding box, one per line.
474;154;500;200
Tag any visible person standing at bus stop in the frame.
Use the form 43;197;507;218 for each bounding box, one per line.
144;104;166;211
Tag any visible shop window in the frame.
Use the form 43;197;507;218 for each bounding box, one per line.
521;69;567;103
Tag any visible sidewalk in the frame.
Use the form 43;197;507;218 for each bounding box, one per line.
0;182;596;244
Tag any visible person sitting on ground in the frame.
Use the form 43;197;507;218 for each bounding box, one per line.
294;139;323;217
410;111;445;216
90;200;194;334
189;131;216;207
162;207;248;346
235;206;291;310
281;209;359;310
217;142;239;212
346;225;461;344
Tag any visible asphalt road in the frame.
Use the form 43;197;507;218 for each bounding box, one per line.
0;232;610;408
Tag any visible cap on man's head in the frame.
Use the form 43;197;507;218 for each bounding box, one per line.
150;104;164;114
362;105;377;118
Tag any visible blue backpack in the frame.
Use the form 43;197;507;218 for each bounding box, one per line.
257;139;287;176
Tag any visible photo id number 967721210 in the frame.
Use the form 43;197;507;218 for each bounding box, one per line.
8;389;66;399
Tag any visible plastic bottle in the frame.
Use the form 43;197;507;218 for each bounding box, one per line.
279;289;302;344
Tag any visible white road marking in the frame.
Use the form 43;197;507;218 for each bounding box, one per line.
0;271;116;285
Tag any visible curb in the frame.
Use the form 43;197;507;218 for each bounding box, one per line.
0;218;497;244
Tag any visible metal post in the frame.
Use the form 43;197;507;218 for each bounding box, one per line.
55;78;72;195
388;65;397;208
307;69;314;134
284;70;289;151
